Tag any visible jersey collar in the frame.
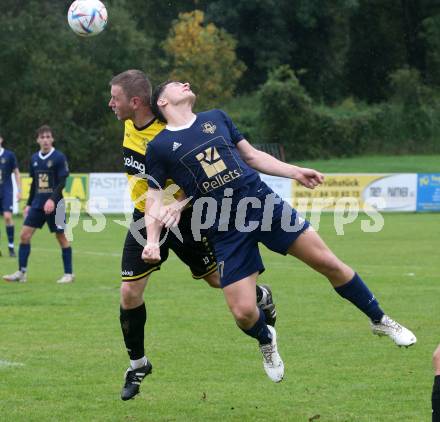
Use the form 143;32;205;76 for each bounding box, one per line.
133;117;156;131
0;148;4;157
166;115;197;131
38;148;55;160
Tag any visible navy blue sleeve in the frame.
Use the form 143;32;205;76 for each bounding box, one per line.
57;154;70;178
11;152;18;170
218;109;244;145
145;142;167;189
29;156;35;178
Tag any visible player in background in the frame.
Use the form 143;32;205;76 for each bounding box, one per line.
109;70;276;401
3;125;74;284
433;344;440;422
143;80;417;383
0;134;21;257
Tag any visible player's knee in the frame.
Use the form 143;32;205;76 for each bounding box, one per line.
203;271;220;288
315;253;347;278
120;281;144;308
20;231;32;243
55;232;68;246
230;303;256;326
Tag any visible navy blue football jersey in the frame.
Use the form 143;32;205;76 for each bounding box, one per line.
145;110;261;206
0;148;18;198
29;148;69;209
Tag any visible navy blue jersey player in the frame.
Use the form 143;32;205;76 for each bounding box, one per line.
144;81;417;383
0;134;22;257
3;126;74;284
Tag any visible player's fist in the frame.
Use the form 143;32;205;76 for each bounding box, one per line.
44;199;56;215
142;243;161;264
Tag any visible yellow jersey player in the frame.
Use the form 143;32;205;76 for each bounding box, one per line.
109;70;276;401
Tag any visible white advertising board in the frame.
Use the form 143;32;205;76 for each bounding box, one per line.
361;174;417;211
88;173;133;214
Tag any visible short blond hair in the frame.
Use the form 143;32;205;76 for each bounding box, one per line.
110;69;152;106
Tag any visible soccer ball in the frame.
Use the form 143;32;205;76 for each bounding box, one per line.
67;0;108;37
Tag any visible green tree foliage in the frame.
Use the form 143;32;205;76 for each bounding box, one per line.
163;10;245;109
1;0;440;170
380;67;440;150
205;0;295;91
421;14;440;86
0;0;156;171
259;65;382;160
259;66;319;159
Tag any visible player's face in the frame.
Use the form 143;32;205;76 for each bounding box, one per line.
0;137;3;146
37;131;54;153
162;82;196;106
109;85;134;121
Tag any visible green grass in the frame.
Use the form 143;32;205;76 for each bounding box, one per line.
0;213;438;421
296;154;440;173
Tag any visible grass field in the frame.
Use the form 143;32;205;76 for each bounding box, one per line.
296;154;440;173
0;211;438;421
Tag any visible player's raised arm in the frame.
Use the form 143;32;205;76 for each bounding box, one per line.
235;138;324;189
142;188;164;264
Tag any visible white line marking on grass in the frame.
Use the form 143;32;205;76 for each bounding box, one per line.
35;247;120;257
0;360;24;368
33;247;179;261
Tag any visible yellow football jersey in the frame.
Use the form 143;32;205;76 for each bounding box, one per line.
123;118;178;212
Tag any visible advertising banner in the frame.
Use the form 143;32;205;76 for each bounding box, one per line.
13;172;439;214
361;174;417;211
291;173;417;212
88;173;133;214
417;173;440;211
15;173;89;213
259;174;292;202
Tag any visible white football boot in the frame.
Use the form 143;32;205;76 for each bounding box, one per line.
3;270;27;283
371;315;417;347
57;274;75;284
259;325;284;382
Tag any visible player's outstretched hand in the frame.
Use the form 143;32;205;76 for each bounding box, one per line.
142;243;161;264
294;167;324;189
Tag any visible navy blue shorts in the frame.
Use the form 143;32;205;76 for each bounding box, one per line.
212;182;310;287
24;207;65;233
0;190;13;214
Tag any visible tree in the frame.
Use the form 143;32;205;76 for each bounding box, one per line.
421;13;440;86
163;10;245;109
205;0;294;92
0;0;158;171
259;65;318;159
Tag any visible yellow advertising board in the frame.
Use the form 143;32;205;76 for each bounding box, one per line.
19;173;89;211
292;174;385;211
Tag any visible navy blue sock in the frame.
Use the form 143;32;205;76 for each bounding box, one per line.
62;247;73;274
335;273;385;323
6;225;14;247
18;243;31;272
241;308;272;345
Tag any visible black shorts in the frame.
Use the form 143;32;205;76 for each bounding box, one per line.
121;208;217;282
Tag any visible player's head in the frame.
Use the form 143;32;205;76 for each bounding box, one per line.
36;125;54;153
0;134;3;146
109;70;152;121
151;81;196;122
